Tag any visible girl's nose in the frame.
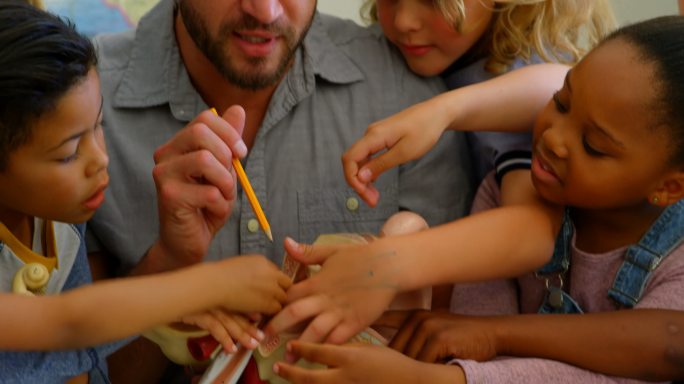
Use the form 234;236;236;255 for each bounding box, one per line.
540;125;569;159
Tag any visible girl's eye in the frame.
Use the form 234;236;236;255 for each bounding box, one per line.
552;92;568;114
60;151;79;163
582;137;604;157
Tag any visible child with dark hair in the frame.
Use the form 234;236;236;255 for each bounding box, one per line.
0;2;291;383
270;15;684;383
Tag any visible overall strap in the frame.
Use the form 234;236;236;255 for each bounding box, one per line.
536;209;584;314
537;208;573;275
609;200;684;307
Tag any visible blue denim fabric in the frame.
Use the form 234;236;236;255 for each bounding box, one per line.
536;200;684;314
0;223;129;383
609;200;684;307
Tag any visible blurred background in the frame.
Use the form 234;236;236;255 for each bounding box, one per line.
43;0;680;37
318;0;680;26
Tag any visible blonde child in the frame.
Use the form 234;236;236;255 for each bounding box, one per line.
269;15;684;382
0;2;290;382
349;0;614;208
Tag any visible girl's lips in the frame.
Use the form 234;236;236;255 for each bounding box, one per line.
531;155;561;185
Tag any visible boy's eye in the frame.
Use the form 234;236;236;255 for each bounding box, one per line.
582;137;604;157
552;92;568;114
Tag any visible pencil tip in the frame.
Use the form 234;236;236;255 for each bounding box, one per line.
265;229;273;242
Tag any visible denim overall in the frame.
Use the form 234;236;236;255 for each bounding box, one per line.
536;200;684;314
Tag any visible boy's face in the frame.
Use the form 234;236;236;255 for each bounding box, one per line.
531;39;674;209
0;69;108;224
376;0;494;76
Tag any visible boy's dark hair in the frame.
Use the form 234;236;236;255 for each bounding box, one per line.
605;16;684;165
0;1;96;170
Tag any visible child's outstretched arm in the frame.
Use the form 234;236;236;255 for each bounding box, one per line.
344;63;568;207
0;255;290;350
266;193;561;345
389;309;684;381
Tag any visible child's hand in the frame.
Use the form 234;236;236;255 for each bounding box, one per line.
215;255;292;315
182;310;263;354
273;341;466;384
342;99;449;207
389;310;498;363
265;238;399;345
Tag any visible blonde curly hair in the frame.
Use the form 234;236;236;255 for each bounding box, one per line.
26;0;44;9
361;0;616;73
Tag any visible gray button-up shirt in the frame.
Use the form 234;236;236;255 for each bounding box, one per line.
88;0;473;272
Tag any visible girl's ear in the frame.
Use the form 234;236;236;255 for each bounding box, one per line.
651;170;684;206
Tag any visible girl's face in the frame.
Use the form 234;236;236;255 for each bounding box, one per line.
0;69;109;225
376;0;494;76
531;39;677;210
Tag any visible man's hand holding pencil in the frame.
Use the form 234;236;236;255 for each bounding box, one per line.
148;106;248;271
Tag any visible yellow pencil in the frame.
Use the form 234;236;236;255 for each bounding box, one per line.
211;108;273;241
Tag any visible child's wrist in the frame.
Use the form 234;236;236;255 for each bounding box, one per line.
370;237;412;293
433;91;466;132
490;316;512;357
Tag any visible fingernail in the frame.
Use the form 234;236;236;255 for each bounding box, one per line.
249;338;259;348
255;330;265;341
272;363;280;374
285;237;300;250
228;344;238;353
284;342;296;363
359;168;372;182
235;141;248;158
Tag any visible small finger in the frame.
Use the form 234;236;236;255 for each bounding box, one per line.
297;310;340;345
388;310;426;352
273;359;332;384
287;340;346;367
264;295;328;336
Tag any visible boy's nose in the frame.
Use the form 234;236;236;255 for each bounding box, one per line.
85;139;109;178
240;0;284;25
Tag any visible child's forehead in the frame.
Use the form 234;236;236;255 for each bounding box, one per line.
570;39;666;139
30;72;102;140
575;39;657;100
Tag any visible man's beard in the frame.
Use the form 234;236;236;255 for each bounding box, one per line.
179;2;313;91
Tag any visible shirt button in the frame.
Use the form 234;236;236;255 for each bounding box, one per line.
247;219;259;233
346;197;360;211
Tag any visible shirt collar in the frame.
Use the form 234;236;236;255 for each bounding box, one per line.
113;2;364;114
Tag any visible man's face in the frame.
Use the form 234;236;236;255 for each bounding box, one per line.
179;0;316;90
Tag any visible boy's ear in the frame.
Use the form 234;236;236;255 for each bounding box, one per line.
652;170;684;205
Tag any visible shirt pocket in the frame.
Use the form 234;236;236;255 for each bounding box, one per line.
297;187;398;243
